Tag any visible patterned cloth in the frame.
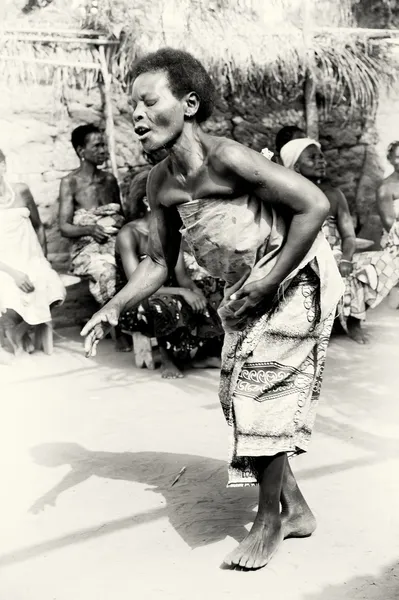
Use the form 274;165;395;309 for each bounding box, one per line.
0;207;65;325
70;203;124;305
219;268;334;486
115;253;224;361
322;216;399;322
177;196;343;487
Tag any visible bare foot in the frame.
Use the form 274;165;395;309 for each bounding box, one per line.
281;504;317;539
159;347;184;379
222;516;283;570
161;363;184;379
347;317;369;344
115;334;132;353
22;332;35;354
192;356;221;369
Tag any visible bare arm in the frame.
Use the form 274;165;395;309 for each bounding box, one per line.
174;251;199;291
335;189;357;262
58;177;93;239
377;183;396;233
216;140;329;288
116;226;141;279
21;184;47;256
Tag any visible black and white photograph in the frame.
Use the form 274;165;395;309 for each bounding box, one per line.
1;1;399;598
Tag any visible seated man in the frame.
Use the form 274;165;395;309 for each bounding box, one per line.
280;137;399;343
59;124;124;306
0;149;65;359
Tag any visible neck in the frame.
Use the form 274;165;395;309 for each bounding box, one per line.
169;122;205;177
80;160;97;176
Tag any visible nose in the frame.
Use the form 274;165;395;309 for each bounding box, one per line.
132;102;145;123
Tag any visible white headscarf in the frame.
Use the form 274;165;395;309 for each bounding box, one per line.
280;138;321;170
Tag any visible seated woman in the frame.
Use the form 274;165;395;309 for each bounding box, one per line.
281;138;399;343
377;141;399;252
0;149;66;359
115;202;224;378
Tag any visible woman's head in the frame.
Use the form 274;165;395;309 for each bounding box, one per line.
130;48;215;152
388;141;399;171
280;138;326;180
275;126;306;154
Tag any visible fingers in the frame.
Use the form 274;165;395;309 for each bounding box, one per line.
81;315;100;337
234;300;250;318
230;289;246;301
21;282;34;293
84;327;101;357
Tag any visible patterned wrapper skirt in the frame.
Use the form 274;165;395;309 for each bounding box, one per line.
219;267;335;487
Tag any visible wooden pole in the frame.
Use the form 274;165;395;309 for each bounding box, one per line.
302;0;319;140
304;73;319;139
98;44;118;181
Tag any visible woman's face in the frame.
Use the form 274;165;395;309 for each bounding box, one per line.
132;71;186;152
0;160;6;177
389;146;399;171
295;145;326;180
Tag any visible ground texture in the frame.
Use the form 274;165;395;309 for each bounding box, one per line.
1;302;398;600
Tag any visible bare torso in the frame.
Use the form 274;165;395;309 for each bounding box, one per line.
151;136;248;210
64;167;119;211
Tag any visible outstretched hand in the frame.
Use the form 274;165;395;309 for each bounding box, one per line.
231;279;278;318
80;302;120;357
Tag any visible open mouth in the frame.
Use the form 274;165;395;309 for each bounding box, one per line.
135;125;151;139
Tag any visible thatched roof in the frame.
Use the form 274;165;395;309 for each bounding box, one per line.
1;0;398;110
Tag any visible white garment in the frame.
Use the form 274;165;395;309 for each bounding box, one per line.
280;138;320;170
0;207;65;324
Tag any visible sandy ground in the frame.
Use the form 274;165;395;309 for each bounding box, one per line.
1;301;399;600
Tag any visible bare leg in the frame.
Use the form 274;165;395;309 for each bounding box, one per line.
6;319;30;355
346;316;369;344
114;327;132;352
280;459;316;538
159;345;183;379
223;453;285;570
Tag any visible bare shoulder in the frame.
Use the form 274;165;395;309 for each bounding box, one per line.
60;170;78;190
209;136;250;172
322;184;344;203
104;171;118;185
377;175;397;196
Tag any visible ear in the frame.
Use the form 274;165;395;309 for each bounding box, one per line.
293;162;301;174
184;91;200;119
77;145;85;160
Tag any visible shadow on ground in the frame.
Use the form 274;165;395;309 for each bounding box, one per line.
0;445;258;568
302;561;399;600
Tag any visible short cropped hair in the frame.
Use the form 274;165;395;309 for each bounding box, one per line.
0;149;6;163
275;125;306;154
71;124;101;153
387;141;399;160
130;48;215;123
